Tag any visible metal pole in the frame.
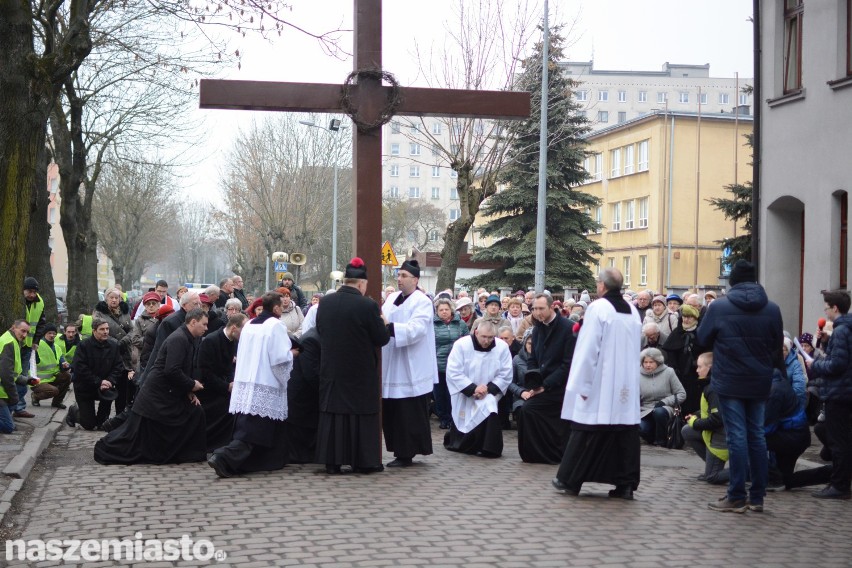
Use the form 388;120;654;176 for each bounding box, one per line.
751;0;761;272
534;0;549;293
332;158;339;272
264;251;270;293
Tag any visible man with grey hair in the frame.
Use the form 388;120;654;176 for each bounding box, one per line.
555;267;642;500
642;322;662;349
635;291;652;321
216;277;234;309
231;275;249;309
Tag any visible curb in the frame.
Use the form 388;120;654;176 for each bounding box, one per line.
0;406;68;520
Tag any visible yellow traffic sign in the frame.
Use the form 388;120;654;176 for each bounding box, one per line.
381;241;398;266
275;272;287;282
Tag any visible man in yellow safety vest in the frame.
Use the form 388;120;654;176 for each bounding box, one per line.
0;321;38;432
32;324;71;409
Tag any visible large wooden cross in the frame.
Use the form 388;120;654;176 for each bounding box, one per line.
200;0;530;300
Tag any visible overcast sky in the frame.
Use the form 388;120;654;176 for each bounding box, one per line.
181;0;755;198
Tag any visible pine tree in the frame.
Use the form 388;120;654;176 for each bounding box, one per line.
470;27;601;292
708;132;753;264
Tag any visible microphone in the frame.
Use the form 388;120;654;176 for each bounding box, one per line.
818;318;826;331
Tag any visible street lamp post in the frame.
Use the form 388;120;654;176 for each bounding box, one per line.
300;118;347;274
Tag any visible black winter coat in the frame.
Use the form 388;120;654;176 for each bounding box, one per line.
287;328;321;428
132;325;200;426
93;300;133;369
527;314;576;392
316;285;390;414
697;282;784;399
139;319;160;373
197;328;237;402
72;336;124;394
812;313;852;401
139;308;186;387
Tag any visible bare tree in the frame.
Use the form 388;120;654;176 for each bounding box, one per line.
219;114;353;293
92;155;175;289
382;198;446;253
169;201;213;285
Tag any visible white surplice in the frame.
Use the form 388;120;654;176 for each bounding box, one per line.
381;289;438;399
562;298;642;426
445;336;513;433
230;316;293;420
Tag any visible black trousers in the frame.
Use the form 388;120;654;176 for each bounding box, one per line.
765;427;811;486
826;400;852;491
74;387;111;430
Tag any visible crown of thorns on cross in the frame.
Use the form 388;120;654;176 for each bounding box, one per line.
340;69;402;133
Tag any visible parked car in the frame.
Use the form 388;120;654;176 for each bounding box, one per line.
55;298;69;327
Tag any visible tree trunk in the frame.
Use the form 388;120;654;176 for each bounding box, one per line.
25;144;58;322
0;5;44;329
435;217;475;294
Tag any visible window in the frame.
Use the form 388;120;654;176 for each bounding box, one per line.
639;255;647;285
841;193;848;288
48;205;57;224
428;229;440;242
598;111;609;123
624;200;635;229
432;122;442;135
623;257;631;285
406;229;418;242
598;90;609;102
638;91;647;103
431;187;440;199
679;91;689;103
409;166;420;177
576;90;588;101
591;153;602;181
783;0;804;93
391;121;400;133
449;170;458;179
409;186;420;199
452;122;463;136
450;187;459;200
638;197;649;228
410;122;420;133
617;111;627;124
618;90;627;102
389;165;399;177
739;93;749;106
432;144;440;157
624;144;635;175
719;93;730;105
449;209;461;221
431;166;440;177
657;92;667;103
611;202;621;231
49;177;59;194
638;140;649;171
607;257;615;268
699;92;708;105
410;143;421;156
390;143;400;156
595;206;602;233
389;186;399;198
610;148;621;178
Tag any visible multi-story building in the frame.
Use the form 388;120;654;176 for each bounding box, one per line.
580;110;753;295
759;0;852;334
562;60;753;131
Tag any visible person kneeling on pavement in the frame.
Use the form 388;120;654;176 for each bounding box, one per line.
638;348;686;446
31;324;71;409
66;320;124;430
682;352;729;485
764;368;811;493
0;321;39;433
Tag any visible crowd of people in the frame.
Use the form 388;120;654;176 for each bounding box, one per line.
1;257;850;510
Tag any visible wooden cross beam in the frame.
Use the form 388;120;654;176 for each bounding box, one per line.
200;0;530;301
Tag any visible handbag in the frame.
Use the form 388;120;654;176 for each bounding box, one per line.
665;404;686;449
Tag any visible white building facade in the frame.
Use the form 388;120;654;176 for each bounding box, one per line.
759;0;852;334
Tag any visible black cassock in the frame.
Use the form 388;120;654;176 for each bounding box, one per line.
315;285;390;469
198;328;237;452
286;328;321;463
94;325;206;465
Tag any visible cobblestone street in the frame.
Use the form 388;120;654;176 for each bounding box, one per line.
3;417;852;567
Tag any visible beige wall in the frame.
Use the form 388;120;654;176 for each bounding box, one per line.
584;113;752;294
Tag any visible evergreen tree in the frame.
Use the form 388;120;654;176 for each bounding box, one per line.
708;132;753;264
470;28;601;292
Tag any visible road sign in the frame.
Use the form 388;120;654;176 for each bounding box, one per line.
273;261;288;272
381;241;399;266
275;272;286;282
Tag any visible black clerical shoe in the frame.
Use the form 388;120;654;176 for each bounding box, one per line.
208;454;233;478
51;402;66;409
325;465;343;475
438;420;451;430
354;465;385;474
608;486;634;500
386;457;414;468
64;404;78;428
551;478;579;496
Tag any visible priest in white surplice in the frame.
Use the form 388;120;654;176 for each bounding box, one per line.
208;291;295;478
381;259;438;467
443;321;513;457
553;267;642;500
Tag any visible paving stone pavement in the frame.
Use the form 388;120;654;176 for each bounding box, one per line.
2;419;852;567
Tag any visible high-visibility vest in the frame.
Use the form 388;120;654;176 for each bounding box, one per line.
35;340;63;383
56;336;79;365
0;331;22;400
24;295;45;348
80;315;93;339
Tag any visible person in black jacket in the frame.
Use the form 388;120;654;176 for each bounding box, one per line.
279;272;308;311
516;293;576;464
66;320;125;430
198;313;246;452
763;369;811;495
287;327;322;464
94;309;208;465
315;258;391;474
